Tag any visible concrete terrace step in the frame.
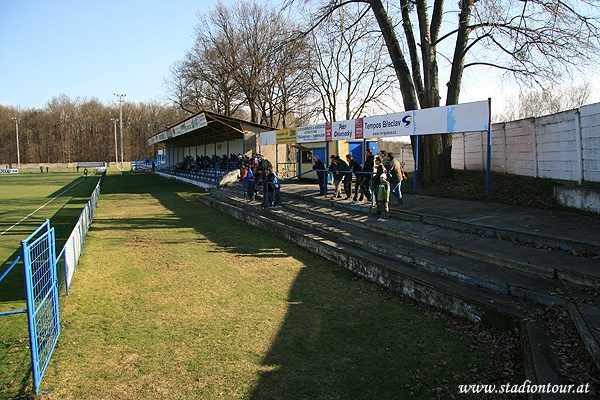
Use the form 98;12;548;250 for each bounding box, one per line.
214;184;600;380
215;188;599;308
224;184;600;289
280;182;600;257
198;189;595;399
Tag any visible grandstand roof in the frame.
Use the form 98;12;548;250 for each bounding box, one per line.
147;111;275;147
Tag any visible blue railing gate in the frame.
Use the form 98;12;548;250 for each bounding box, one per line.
21;219;60;395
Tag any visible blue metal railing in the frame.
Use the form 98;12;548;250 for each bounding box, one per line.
0;253;25;316
161;161;241;188
240;169;378;207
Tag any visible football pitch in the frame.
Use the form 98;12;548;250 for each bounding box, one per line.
0;170;103;398
1;171;522;399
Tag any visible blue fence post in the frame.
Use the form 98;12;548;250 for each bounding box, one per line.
21;237;41;395
413;136;419;193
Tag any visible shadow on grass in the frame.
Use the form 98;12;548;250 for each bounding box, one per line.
96;172;489;400
0;175;103;399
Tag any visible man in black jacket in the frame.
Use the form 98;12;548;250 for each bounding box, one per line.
313;155;326;196
358;148;374;202
346;154;363;202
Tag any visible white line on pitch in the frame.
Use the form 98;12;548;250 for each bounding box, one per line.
0;178;86;237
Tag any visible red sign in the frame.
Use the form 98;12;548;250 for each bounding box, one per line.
355;118;364;139
325;122;332;142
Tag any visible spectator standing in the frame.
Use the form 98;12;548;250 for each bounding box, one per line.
379;150;389;168
376;173;390;222
359;148;375;202
328;156;342;199
313;155;326;196
373;156;387;216
338;156;352;199
243;165;255;201
386;152;406;205
260;155;273;171
346;154;363;202
263;167;281;207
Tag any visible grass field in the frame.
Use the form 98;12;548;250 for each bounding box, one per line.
0;171;102;398
2;171;524;399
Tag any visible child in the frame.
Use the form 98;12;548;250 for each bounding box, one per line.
377;173;390;222
241;165;255;201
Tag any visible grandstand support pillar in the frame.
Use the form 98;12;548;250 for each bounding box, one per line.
276;144;279;177
227;136;230;170
243;133;246;156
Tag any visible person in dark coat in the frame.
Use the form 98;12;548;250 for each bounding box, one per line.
346;154;363;202
331;155;352;199
373;156;386;215
359;148;375;202
386;152;405;205
313;155;326;196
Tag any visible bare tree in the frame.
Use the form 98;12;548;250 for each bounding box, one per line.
0;96;185;165
293;0;600;183
497;82;593;122
307;3;400;122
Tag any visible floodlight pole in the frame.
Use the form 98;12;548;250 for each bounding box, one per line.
12;117;22;170
486;98;492;197
111;118;119;170
114;93;126;169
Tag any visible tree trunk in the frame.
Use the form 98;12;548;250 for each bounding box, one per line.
372;0;452;184
369;0;418;111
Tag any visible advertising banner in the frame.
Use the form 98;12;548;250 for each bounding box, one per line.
363;111;414;138
259;130;277;146
331;120;355;141
412;101;489;135
298;124;326;143
276;128;298;144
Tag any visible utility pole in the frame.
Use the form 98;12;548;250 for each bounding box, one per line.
114;93;126;169
11;117;21;170
111;118;119;170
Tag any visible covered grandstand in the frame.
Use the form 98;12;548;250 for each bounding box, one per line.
147;111;276;186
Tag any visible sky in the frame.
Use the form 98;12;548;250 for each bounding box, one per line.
1;0;599;114
0;0;227;109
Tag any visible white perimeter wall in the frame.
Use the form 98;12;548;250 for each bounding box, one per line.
452;102;600;183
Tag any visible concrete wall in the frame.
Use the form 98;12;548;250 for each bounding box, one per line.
377;141;415;172
452;102;600;183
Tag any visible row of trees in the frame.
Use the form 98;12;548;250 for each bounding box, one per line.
0;96;185;166
166;0;599;183
164;1;402;129
2;0;598;182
